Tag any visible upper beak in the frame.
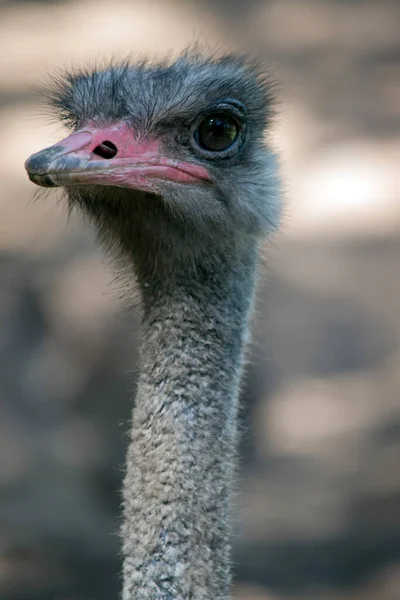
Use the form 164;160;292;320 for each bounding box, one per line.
25;122;211;192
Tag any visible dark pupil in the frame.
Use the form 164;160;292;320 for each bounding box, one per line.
197;115;238;151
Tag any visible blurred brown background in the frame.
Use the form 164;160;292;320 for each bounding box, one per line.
1;1;399;599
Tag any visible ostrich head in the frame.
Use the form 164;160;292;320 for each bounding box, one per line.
26;54;280;274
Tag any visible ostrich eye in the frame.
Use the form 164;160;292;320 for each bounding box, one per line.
194;114;239;152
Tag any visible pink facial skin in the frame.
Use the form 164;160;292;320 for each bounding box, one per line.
25;122;212;192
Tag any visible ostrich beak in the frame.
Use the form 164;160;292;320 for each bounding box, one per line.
25;122;211;192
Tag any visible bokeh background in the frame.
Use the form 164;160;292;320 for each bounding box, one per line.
1;1;399;599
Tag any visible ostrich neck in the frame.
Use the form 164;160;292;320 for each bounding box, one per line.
122;243;258;600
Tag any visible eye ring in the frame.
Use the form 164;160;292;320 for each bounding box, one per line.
192;112;244;157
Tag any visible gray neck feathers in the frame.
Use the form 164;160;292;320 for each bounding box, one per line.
121;244;258;600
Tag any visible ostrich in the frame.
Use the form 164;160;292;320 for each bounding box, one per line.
25;52;280;600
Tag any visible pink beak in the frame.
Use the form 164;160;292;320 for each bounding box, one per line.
25;122;212;192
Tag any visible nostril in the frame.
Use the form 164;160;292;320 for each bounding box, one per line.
93;141;118;159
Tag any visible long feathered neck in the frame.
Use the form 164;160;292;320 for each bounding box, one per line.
121;238;259;600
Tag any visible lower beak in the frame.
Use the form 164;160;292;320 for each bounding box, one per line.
25;122;211;192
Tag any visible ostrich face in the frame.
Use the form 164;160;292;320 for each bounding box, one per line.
25;55;280;243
